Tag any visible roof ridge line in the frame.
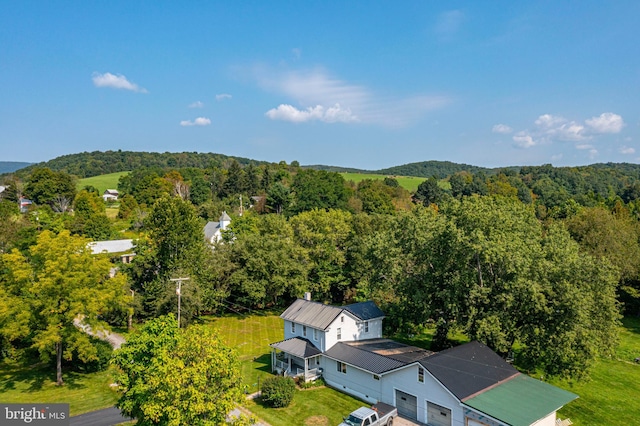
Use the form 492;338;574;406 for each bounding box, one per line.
461;371;521;402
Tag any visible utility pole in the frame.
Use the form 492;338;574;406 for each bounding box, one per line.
239;195;244;216
170;277;189;327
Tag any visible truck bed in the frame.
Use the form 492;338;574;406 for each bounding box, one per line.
372;402;397;419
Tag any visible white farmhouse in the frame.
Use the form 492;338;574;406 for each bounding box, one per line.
270;296;577;426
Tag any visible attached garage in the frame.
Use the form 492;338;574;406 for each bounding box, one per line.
395;389;418;420
427;401;451;426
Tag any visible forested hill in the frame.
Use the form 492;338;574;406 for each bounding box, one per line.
0;162;32;174
376;161;494;178
16;150;270;178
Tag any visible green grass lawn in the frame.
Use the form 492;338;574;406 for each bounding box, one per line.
549;316;640;425
77;172;129;194
0;362;119;416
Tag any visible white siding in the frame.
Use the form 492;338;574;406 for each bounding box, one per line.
322;358;382;404
283;320;326;351
531;412;556;426
380;364;465;426
324;313;359;350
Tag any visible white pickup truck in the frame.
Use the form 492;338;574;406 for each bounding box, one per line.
339;403;398;426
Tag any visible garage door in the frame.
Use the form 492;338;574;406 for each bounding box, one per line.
427;401;451;426
395;389;417;420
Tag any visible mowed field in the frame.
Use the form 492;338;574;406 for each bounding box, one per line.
340;172;427;192
77;172;128;194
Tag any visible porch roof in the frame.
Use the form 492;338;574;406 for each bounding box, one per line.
270;337;322;359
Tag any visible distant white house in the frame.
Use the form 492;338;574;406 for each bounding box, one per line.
271;296;578;426
102;189;119;202
203;211;231;244
88;239;135;257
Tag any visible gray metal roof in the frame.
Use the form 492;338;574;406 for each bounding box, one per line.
419;341;519;401
324;342;409;374
203;221;220;240
219;211;231;222
280;299;385;330
343;301;385;320
88;239;135;254
280;299;344;330
270;337;322;358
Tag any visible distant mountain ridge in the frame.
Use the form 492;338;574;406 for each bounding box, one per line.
16;150;270;178
8;151;640;184
0;161;32;174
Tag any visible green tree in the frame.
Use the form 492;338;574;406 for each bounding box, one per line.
290;169;350;214
415;177;445;206
112;315;246;426
266;182;291;214
24;167;76;209
2;230;128;385
71;190;113;240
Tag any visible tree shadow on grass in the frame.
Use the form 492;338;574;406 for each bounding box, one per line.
253;353;273;374
0;363;88;393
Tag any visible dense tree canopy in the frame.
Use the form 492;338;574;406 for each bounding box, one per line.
112;315;247;426
2;230;128;384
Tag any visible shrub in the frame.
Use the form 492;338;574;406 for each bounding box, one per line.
261;376;296;408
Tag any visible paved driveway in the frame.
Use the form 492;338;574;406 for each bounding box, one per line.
70;407;131;426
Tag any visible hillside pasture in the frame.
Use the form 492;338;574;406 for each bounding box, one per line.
340;172;427;192
77;172;128;194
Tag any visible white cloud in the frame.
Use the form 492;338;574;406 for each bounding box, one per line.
619;146;635;154
492;124;513;134
92;72;147;93
585;112;625;133
534;114;587;141
265;103;358;123
255;67;450;127
189;101;204;108
180;117;211;127
216;93;232;101
512;132;536;148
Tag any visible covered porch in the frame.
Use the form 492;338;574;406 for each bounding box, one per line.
270;337;323;382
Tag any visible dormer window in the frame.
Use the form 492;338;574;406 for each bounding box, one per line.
291;322;295;333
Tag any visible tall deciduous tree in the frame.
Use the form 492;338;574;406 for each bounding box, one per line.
112;315;247;426
2;230;128;385
24;168;76;208
290;169;350;214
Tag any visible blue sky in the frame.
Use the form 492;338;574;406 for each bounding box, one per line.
1;1;638;169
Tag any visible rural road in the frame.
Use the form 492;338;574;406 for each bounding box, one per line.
70;407;131;426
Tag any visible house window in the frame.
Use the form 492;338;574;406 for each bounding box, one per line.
337;361;347;374
316;357;321;366
337;328;342;340
364;321;369;333
418;366;424;383
303;326;307;337
313;328;318;340
291;322;295;333
341;316;344;322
